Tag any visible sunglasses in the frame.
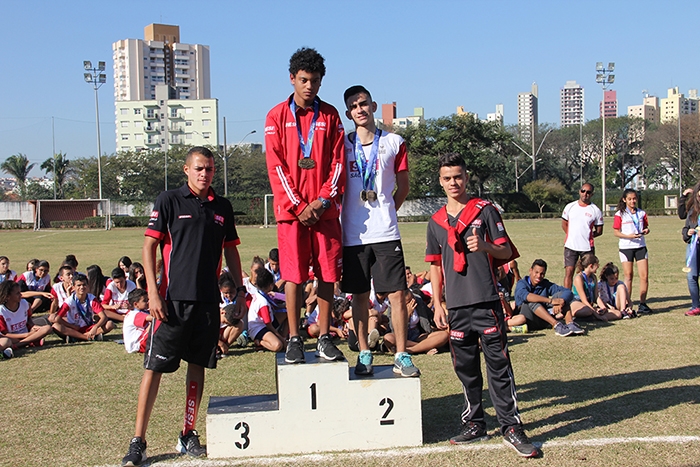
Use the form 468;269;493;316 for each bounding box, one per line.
580;189;593;194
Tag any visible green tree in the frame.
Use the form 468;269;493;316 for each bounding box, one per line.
1;153;35;200
398;114;514;197
40;152;73;199
523;178;567;214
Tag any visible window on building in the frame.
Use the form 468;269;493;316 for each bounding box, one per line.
135;121;142;128
185;108;193;114
186;133;193;140
202;119;211;126
135;134;143;140
120;108;128;115
185;120;193;126
134;108;142;115
202;107;210;113
121;121;129;128
121;134;129;140
203;132;211;139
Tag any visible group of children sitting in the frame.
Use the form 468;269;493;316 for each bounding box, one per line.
0;244;639;361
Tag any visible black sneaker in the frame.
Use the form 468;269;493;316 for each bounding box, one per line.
285;335;305;364
315;334;345;361
121;436;147;466
502;425;538;458
449;422;490;444
176;429;206;457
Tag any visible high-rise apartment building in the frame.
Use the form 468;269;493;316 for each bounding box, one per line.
627;95;659;124
113;23;211;102
517;83;538;140
112;24;215;152
660;87;699;123
599;90;618;118
560;81;584;127
486;104;504;125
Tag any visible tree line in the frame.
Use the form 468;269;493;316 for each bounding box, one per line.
2;113;699;211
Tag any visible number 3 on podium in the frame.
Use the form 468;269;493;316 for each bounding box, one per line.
234;421;250;449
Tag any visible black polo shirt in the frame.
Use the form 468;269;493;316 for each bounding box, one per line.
425;203;508;309
146;184;239;302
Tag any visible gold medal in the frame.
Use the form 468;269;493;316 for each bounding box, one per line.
298;159;316;169
360;190;367;202
366;190;377;202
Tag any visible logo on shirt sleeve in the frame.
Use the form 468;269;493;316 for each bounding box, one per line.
150;210;159;221
496;222;505;232
265;125;277;134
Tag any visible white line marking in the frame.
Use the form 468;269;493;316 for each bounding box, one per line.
95;436;700;466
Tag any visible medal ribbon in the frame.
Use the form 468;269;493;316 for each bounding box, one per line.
627;208;640;234
353;129;382;192
289;97;320;164
257;289;281;312
73;292;93;327
605;281;615;307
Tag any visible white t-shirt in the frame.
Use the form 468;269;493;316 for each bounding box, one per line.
51;282;71;308
247;292;274;339
19;271;50;291
123;309;150;353
562;201;604;252
613;208;648;249
0;270;16;283
102;280;136;314
341;130;409;246
0;300;30;334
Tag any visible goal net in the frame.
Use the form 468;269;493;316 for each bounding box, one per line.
33;199;111;231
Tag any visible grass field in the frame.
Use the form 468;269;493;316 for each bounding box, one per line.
2;217;700;467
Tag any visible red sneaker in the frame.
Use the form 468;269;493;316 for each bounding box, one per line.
685;308;700;316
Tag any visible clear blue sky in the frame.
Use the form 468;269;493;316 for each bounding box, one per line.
2;0;699;176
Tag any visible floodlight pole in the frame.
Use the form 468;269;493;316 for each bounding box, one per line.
595;61;615;214
679;113;683;195
219;128;257;196
84;60;106;200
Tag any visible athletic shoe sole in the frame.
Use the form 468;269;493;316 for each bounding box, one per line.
503;439;538;458
449;434;490;445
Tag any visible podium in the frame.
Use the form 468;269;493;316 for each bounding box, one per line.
206;352;423;458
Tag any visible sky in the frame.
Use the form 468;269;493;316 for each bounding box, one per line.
2;0;699;176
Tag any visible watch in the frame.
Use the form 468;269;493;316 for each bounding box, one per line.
318;197;331;210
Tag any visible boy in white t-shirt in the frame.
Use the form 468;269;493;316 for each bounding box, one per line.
247;268;285;353
340;85;418;377
53;273;114;342
561;183;604;289
123;289;152;354
102;267;136;322
49;265;74;324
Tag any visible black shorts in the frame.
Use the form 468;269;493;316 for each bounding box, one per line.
341;240;407;294
619;247;648;263
564;247;595;268
144;300;220;373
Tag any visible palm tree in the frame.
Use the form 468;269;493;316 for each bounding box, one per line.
41;152;73;199
1;153;35;200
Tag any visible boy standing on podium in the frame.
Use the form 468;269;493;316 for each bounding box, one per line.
340;85;418;377
425;153;538;458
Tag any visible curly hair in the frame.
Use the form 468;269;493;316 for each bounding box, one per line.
289;47;326;78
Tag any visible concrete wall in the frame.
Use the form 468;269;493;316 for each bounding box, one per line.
0;202;34;223
397;198;447;217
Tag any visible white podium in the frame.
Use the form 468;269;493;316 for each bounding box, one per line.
206;352;423;458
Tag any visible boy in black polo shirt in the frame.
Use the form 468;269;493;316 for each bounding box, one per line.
121;147;246;466
425;153;538;458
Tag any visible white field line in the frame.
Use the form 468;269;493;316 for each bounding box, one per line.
97;436;700;467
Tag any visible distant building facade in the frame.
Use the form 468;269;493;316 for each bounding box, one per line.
560;80;584;127
517;82;538;140
112;24;210;102
660;87;699;123
627;95;659;124
600;90;618;118
115;85;218;153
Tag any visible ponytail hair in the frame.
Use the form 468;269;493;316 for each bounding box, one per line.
576;253;598;273
600;262;619;281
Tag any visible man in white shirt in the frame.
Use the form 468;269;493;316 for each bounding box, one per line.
561;183;604;289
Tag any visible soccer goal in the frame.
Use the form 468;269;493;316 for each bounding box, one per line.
33;199;111;231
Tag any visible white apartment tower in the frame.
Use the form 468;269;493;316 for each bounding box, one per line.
517;83;538;140
113;24;211;102
560;80;584;127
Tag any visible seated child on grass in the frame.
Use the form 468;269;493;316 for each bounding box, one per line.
52;273;114;342
597;262;634;320
0;280;53;348
0;256;17;284
218;276;247;352
307;297;349;340
247;268;286;353
0;333;13;359
101;267;136;322
122;288;152;353
48;265;75;324
384;290;448;355
18;260;53;314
